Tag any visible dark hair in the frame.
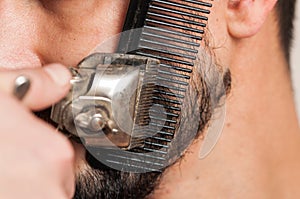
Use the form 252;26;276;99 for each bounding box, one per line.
276;0;297;63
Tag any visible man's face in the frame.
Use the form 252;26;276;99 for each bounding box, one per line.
0;0;130;68
0;1;229;198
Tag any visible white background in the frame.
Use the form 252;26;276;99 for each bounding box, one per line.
292;1;300;122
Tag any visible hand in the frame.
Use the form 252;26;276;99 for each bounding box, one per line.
0;64;75;199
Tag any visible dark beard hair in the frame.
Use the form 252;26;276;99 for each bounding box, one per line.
74;152;161;199
34;109;163;199
35;67;232;199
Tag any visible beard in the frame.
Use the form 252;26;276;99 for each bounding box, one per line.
35;58;232;199
74;151;162;199
35;108;162;199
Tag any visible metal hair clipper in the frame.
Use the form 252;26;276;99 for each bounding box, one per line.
51;53;160;150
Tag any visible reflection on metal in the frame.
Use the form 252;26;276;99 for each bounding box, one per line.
13;75;31;100
51;53;160;150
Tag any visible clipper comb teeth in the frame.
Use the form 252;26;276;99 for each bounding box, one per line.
88;0;213;172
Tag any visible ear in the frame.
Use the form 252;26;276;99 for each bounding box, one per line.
226;0;278;38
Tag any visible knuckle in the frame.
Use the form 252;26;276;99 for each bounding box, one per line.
59;140;75;165
36;127;74;170
49;136;75;167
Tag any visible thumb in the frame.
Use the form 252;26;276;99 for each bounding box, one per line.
0;64;71;110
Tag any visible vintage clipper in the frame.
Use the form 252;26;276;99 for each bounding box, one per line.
51;53;160;150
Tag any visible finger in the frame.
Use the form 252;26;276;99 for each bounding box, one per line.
0;92;75;198
0;64;71;110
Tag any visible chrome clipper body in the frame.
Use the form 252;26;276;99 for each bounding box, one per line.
51;53;160;150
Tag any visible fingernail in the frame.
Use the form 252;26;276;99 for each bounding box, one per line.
44;64;71;86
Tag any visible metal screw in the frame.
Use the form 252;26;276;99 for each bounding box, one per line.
89;114;106;132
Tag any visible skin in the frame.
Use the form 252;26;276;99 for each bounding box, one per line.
0;0;299;198
150;0;300;198
0;0;129;198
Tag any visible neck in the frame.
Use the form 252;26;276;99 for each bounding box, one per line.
149;13;300;199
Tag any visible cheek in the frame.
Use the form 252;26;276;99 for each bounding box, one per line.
0;2;43;69
0;51;42;70
0;1;129;69
37;0;130;66
206;2;231;68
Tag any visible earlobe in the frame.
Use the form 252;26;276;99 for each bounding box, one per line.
226;0;278;39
